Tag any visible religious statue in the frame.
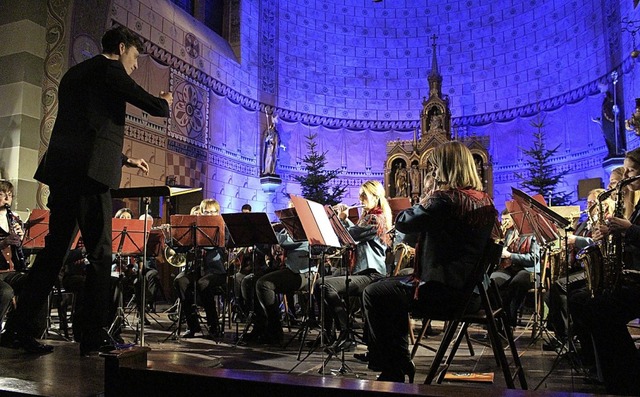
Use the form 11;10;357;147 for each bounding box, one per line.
429;113;444;134
262;111;281;175
394;164;408;197
409;164;421;195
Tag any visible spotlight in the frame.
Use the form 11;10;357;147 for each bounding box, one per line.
632;49;640;58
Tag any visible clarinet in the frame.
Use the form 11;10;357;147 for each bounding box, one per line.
4;204;27;270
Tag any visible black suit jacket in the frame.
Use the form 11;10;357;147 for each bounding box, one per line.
35;55;170;190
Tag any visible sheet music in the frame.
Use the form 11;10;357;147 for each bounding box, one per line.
308;200;341;247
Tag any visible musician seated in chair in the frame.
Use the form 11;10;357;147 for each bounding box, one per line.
0;180;30;338
316;180;391;355
544;188;614;349
174;199;227;338
490;209;541;327
362;141;499;383
249;225;314;345
112;208;160;317
570;147;640;395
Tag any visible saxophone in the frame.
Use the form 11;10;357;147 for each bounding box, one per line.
580;176;640;295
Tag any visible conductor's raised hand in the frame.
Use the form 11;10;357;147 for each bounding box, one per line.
126;158;150;175
160;91;173;106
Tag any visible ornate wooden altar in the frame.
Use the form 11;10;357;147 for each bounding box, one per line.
384;38;492;203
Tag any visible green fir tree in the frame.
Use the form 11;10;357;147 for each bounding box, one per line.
516;115;572;206
294;133;346;206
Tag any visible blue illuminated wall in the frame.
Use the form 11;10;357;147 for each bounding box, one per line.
37;0;640;217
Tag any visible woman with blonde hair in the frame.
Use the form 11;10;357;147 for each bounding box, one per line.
318;180;392;354
363;141;498;383
174;198;227;338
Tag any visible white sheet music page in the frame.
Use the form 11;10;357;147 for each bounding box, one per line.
307;200;341;248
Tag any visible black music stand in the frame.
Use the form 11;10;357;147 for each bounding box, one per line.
108;219;150;343
507;188;570;344
164;214;225;341
286;194;356;376
22;209;49;252
276;207;319;357
111;185;202;346
222;212;278;346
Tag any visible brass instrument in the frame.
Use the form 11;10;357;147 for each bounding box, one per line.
4;204;26;270
577;176;640;295
164;245;187;268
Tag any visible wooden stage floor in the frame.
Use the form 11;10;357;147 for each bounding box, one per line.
0;304;614;397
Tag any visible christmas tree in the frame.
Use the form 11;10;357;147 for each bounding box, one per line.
294;133;346;206
516;115;572;206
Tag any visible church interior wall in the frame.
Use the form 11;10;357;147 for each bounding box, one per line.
15;0;640;218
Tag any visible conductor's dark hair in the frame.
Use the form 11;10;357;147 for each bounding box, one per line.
241;204;252;212
102;25;144;54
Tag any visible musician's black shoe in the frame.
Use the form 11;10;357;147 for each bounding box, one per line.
181;329;199;338
325;330;353;354
0;332;54;354
79;330;115;356
208;326;223;338
542;338;566;352
354;352;370;362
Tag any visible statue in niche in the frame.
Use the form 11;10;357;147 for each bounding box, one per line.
409;163;421;195
473;154;485;189
593;88;625;159
430;114;444;133
262;110;281;176
394;163;409;197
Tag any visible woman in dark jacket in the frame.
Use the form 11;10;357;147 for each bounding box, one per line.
363;141;499;383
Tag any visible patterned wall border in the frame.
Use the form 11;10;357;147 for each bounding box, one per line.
144;41;636;132
38;0;71;209
124;123;167;147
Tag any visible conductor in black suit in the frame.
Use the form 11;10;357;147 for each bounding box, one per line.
0;26;172;355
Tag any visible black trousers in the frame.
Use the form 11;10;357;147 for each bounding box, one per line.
0;271;28;334
254;268;311;335
6;183;113;336
174;271;226;331
571;285;640;395
316;271;381;333
363;278;475;373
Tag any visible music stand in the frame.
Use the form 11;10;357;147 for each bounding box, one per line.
166;214;225;340
388;197;412;222
22;209;50;251
221;212;278;345
108;219;150;342
276;207;319;357
509;189;570;344
111;185;202;346
287;194;356;376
